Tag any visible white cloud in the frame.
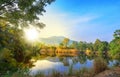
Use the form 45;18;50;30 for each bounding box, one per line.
38;5;99;41
39;9;68;38
70;15;98;25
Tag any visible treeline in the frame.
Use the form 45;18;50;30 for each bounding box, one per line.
38;30;120;60
58;30;120;59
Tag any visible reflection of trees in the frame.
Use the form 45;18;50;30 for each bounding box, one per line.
58;57;70;66
72;57;78;64
87;55;94;60
59;57;64;62
58;54;88;65
78;54;87;64
58;57;79;66
62;57;69;66
114;59;120;66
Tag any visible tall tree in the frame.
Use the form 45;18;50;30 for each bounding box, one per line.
93;39;101;51
109;29;120;59
62;38;70;48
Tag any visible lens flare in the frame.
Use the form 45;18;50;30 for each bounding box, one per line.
24;27;39;41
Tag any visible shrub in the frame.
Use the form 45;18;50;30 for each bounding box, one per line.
93;57;108;74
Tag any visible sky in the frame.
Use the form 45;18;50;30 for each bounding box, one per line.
39;0;120;42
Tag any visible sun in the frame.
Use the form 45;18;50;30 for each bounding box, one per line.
24;27;39;41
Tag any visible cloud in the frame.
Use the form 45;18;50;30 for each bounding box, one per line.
70;15;98;25
39;5;100;41
38;9;68;38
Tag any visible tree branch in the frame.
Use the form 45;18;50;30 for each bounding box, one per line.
0;0;15;11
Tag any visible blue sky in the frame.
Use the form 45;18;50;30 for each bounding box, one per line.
40;0;120;42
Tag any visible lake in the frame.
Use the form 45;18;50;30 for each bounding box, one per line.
29;56;116;75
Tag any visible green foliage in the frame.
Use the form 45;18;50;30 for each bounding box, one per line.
61;38;70;48
109;38;120;59
93;39;101;51
0;24;33;75
78;54;87;64
0;0;55;75
78;41;87;51
86;42;94;51
109;29;120;59
78;41;94;53
70;41;79;49
113;29;120;39
0;48;17;75
93;39;109;57
0;0;55;28
98;41;109;57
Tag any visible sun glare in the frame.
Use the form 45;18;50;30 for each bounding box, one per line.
24;27;39;41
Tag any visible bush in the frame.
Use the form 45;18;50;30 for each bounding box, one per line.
93;57;108;74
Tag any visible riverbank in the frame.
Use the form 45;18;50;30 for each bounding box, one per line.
2;66;120;77
40;66;120;77
31;66;120;77
94;66;120;77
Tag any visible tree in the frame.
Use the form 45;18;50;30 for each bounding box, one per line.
86;42;94;51
0;0;55;74
0;0;55;29
109;29;120;59
62;38;70;48
93;39;101;51
98;41;109;57
78;41;87;51
59;42;64;48
0;26;26;74
98;41;109;52
113;29;120;39
70;41;78;49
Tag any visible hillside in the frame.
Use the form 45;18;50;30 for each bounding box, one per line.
39;36;73;45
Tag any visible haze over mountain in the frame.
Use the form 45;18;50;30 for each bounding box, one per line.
39;36;73;45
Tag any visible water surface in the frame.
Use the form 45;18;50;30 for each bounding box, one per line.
30;56;116;75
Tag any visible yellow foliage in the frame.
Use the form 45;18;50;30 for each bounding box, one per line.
85;49;91;56
0;19;7;27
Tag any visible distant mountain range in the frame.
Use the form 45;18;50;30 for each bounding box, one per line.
39;36;74;45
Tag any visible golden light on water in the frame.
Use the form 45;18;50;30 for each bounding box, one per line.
24;27;39;41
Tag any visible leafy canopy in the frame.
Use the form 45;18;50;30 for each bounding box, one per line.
109;29;120;59
0;0;55;28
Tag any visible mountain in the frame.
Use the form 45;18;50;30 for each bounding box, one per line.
39;36;73;45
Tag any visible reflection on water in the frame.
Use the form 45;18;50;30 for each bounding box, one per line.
30;56;116;75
